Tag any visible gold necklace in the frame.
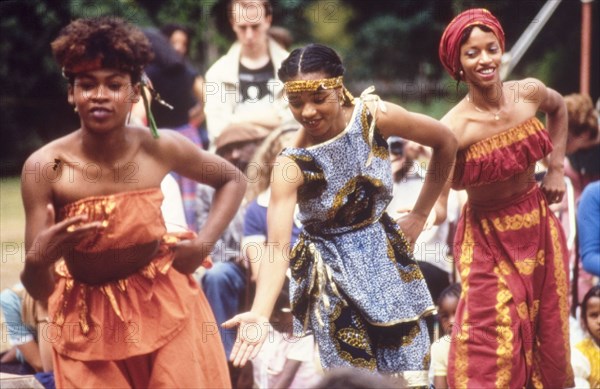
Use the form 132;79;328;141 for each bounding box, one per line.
467;94;503;121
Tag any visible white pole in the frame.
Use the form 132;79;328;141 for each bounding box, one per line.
500;0;563;80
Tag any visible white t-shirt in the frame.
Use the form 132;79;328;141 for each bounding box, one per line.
252;328;322;389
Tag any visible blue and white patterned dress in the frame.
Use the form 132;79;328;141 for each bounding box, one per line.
281;91;434;382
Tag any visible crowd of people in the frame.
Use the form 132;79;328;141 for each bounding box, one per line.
1;1;598;388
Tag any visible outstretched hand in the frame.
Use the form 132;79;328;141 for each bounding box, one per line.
221;311;272;367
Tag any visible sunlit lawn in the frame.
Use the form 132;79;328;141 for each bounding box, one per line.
1;176;25;291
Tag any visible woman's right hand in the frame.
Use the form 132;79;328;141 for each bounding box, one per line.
221;311;272;367
27;204;103;267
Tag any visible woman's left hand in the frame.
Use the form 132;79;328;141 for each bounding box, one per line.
396;211;428;250
172;238;213;274
540;169;566;205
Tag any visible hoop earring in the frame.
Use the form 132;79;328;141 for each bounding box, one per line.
74;106;78;112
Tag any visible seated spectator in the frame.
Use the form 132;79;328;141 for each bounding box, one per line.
564;93;600;196
386;138;461;302
429;283;461;389
195;123;269;384
242;126;301;281
310;367;397;388
386;138;462;341
577;181;600;277
252;277;321;388
1;284;54;387
571;285;600;388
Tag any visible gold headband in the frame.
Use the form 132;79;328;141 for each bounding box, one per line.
284;76;344;94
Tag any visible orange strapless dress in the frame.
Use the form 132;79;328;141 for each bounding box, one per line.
48;188;230;388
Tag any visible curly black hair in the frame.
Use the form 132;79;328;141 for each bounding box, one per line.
51;17;153;84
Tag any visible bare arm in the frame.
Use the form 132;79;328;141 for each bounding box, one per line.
242;235;266;282
533;79;568;204
434;375;449;389
378;103;458;244
222;156;301;366
20;153;102;300
156;130;247;273
271;359;302;389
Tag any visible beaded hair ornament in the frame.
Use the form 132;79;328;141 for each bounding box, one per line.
284;76;354;105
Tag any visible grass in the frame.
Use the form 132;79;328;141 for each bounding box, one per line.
0;176;24;352
1;176;25;291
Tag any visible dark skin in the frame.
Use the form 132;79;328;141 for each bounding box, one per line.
223;71;457;367
21;68;246;300
435;27;568;218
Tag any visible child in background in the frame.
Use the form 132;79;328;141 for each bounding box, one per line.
572;285;600;388
252;278;321;388
429;283;461;389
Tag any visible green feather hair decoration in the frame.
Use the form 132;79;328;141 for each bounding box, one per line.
140;73;174;139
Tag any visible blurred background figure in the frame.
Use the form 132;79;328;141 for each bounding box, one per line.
268;26;293;51
429;283;461;389
195;123;269;387
558;93;599;311
571;285;600;388
564;93;600;197
251;277;321;389
242;126;301;282
577;181;600;278
1;284;54;388
386;137;462;340
142;28;206;231
204;0;294;146
160;23;209;147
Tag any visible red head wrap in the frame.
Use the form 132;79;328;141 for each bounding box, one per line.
439;8;505;80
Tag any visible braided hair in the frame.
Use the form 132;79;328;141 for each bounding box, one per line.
278;43;345;82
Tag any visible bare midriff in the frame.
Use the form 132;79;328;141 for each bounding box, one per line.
466;164;537;205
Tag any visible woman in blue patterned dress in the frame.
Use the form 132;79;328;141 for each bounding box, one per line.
224;43;457;386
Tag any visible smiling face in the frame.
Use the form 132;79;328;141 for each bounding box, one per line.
68;68;139;134
286;72;346;144
459;26;503;87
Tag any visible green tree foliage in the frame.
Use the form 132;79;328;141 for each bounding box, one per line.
0;0;596;175
1;1;73;174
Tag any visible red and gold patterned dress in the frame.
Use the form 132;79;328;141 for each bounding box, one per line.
447;118;574;388
48;188;231;388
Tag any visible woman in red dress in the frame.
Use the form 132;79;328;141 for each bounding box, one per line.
436;8;574;388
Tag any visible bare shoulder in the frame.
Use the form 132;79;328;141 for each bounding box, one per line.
441;101;469;140
22;131;80;169
508;78;547;105
137;127;191;157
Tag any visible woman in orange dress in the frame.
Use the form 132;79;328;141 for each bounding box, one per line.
19;17;243;388
436;8;574;388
